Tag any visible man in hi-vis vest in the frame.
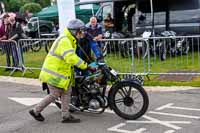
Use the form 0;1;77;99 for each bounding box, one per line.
29;19;96;123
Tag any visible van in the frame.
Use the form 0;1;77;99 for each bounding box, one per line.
77;0;200;36
136;9;200;35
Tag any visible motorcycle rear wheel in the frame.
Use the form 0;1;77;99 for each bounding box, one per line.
109;81;149;120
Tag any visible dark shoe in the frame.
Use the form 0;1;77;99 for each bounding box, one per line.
61;115;81;123
29;109;45;122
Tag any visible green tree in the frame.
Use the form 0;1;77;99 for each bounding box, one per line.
32;0;51;7
20;2;42;14
8;0;24;12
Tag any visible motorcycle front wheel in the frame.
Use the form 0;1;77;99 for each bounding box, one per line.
109;81;149;120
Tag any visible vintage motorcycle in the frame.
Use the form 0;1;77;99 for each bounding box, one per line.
43;62;149;120
158;31;189;58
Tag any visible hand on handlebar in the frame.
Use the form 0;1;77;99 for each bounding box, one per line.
87;66;96;72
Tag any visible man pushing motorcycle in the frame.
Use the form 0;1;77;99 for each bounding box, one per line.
29;19;96;123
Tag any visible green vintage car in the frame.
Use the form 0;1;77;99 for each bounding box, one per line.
25;17;54;38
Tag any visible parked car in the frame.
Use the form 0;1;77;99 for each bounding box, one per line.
23;17;54;38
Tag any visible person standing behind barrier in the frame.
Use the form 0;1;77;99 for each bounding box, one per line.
0;14;12;71
29;19;96;123
85;17;103;60
104;13;114;33
7;16;23;68
0;14;9;40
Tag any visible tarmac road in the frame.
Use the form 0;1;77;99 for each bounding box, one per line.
0;79;200;133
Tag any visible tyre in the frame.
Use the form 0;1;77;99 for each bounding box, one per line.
30;41;42;52
45;43;52;53
109;81;149;120
159;43;167;61
40;26;51;34
182;42;189;55
160;51;167;61
120;41;132;58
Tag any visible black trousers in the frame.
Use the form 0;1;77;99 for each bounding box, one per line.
3;44;19;67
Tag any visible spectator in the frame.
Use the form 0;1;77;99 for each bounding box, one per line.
0;14;9;40
8;16;23;41
104;13;114;33
7;16;23;68
85;16;103;60
0;14;12;71
86;16;103;41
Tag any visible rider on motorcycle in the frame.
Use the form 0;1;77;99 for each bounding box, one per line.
75;17;105;77
72;17;105;106
29;19;96;123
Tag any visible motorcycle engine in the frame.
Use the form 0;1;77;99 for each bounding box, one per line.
89;99;100;109
89;83;101;94
88;83;101;109
88;95;106;109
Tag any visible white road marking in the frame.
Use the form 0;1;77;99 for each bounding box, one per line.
8;97;198;132
107;123;146;133
156;103;174;111
8;97;56;106
142;115;183;130
164;130;175;133
127;121;191;124
156;103;200;111
9;97;116;114
149;111;200;119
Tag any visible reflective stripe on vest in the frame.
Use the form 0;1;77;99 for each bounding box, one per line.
62;49;74;57
75;59;83;67
49;35;74;60
42;68;69;80
49;49;74;60
49;51;63;60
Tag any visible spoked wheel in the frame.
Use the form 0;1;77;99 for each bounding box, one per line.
182;42;189;55
109;81;149;120
45;43;52;53
159;43;167;61
30;41;42;52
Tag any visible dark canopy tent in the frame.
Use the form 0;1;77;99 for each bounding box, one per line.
34;4;100;23
35;5;58;22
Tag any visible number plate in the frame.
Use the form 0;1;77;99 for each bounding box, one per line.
110;69;118;76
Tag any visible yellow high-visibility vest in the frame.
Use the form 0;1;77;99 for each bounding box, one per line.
39;28;87;90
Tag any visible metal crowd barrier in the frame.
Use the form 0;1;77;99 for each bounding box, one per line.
101;35;200;77
1;35;199;77
18;38;55;75
0;40;24;75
